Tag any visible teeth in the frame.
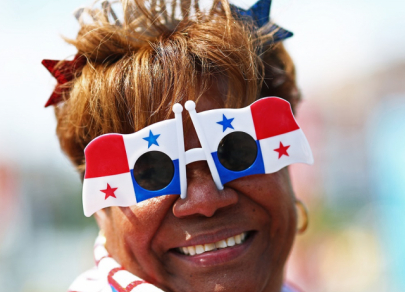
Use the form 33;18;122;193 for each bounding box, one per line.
195;245;204;254
215;240;227;249
204;243;216;252
188;246;196;256
178;232;248;256
226;237;235;246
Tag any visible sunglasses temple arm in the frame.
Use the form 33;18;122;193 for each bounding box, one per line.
185;101;224;190
173;104;187;199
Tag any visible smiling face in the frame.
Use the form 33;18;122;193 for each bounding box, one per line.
95;89;298;292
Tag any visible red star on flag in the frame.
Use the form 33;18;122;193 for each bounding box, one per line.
274;142;290;159
100;184;118;200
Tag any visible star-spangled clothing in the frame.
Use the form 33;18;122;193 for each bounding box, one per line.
217;114;235;132
143;130;160;148
67;236;300;292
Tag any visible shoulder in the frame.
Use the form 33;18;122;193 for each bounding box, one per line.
68;267;112;292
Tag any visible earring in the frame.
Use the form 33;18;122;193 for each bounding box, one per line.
295;199;309;234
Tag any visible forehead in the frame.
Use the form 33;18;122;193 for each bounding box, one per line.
183;85;228;151
147;77;243;128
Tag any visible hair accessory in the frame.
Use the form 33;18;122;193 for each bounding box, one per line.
230;0;293;42
82;97;313;217
101;1;121;26
41;54;86;107
73;7;85;21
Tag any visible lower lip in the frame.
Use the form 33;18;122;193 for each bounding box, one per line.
171;233;255;267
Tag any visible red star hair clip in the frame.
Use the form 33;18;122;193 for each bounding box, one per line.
41;54;86;107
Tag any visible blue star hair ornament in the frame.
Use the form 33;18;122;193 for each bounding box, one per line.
229;0;293;43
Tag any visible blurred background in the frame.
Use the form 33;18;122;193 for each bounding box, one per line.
0;0;404;291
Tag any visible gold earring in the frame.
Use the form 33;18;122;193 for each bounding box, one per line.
295;199;309;234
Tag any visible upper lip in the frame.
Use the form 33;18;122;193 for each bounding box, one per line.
170;228;252;249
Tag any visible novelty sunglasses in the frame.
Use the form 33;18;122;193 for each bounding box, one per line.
82;97;313;216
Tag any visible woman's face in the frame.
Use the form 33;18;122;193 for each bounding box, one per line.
96;89;298;292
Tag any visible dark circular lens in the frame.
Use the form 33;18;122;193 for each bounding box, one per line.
133;151;174;191
217;131;257;171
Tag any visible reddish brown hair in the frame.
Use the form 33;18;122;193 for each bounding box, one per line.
53;0;299;174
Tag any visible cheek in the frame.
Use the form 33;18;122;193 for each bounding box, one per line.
228;170;297;250
230;170;295;215
103;195;177;280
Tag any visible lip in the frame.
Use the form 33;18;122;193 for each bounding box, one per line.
169;231;256;267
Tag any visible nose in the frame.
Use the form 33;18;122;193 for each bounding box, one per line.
172;162;239;218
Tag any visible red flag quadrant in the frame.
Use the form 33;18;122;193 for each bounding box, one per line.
84;134;130;179
250;97;300;140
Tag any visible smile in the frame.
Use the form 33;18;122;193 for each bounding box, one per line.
177;232;248;256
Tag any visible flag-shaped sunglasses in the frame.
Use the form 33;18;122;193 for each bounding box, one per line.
83;97;314;216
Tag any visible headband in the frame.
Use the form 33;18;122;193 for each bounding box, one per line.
83;97;313;216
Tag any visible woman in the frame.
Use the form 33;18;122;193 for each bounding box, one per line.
43;0;310;291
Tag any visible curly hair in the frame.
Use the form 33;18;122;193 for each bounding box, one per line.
52;0;299;175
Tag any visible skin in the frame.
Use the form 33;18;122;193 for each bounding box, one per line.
95;88;298;292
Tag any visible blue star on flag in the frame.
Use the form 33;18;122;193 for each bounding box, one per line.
143;130;160;148
217;114;235;132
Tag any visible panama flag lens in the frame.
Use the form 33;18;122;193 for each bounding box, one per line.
82;105;186;217
82;97;313;217
186;97;314;187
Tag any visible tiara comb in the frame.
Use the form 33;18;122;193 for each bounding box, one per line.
42;0;292;107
